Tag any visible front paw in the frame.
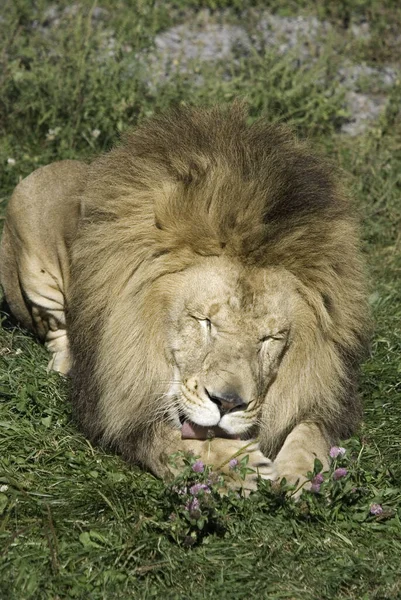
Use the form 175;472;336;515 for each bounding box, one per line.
212;439;278;493
272;454;327;498
271;464;310;498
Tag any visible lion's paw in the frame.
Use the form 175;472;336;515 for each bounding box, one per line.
212;439;277;494
272;460;313;499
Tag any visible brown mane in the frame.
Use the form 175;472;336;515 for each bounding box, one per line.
67;103;369;465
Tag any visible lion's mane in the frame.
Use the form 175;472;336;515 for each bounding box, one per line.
67;103;369;465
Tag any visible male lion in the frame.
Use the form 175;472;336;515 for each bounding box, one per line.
0;104;369;493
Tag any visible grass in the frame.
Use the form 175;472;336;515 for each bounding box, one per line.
1;1;401;598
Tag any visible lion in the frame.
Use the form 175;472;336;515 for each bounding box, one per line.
0;104;370;493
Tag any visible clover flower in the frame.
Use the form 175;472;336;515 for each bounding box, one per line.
229;458;239;469
310;472;324;492
370;503;383;516
189;483;210;496
309;472;324;492
192;460;205;473
329;446;346;459
314;473;324;484
185;497;201;519
333;467;348;480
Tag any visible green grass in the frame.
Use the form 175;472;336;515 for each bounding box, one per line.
1;1;401;598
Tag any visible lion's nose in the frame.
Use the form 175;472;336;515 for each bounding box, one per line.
205;388;247;415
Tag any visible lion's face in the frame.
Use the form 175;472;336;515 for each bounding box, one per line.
166;257;301;437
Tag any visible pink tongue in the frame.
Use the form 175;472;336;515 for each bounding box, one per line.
181;421;240;440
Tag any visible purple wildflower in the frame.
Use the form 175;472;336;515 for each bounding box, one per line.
189;483;210;496
313;473;324;484
192;460;205;473
187;497;200;511
329;446;346;459
185;497;201;519
229;458;239;470
370;503;383;516
310;472;324;493
333;467;348;480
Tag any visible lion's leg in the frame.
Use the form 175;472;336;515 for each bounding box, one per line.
44;325;71;375
1;232;70;374
28;271;71;375
0;161;85;374
19;254;71;375
129;427;276;492
273;422;330;494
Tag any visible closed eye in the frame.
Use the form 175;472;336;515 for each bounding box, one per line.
260;331;287;343
191;315;213;334
200;318;212;334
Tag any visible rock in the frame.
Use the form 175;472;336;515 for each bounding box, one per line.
341;92;387;136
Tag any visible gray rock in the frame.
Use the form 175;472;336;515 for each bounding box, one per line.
341;92;387;136
29;4;401;136
350;21;370;40
37;3;109;30
145;22;250;83
254;14;331;58
339;62;398;90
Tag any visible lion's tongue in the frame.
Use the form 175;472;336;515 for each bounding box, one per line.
181;421;240;440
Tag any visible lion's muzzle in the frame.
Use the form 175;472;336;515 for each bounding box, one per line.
204;387;247;415
179;376;255;440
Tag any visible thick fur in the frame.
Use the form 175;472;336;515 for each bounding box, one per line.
1;104;370;492
67;104;369;489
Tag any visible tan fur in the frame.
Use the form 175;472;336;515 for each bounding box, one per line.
0;160;88;373
0;104;370;493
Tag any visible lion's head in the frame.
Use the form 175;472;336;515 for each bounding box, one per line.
68;103;369;465
164;259;297;437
